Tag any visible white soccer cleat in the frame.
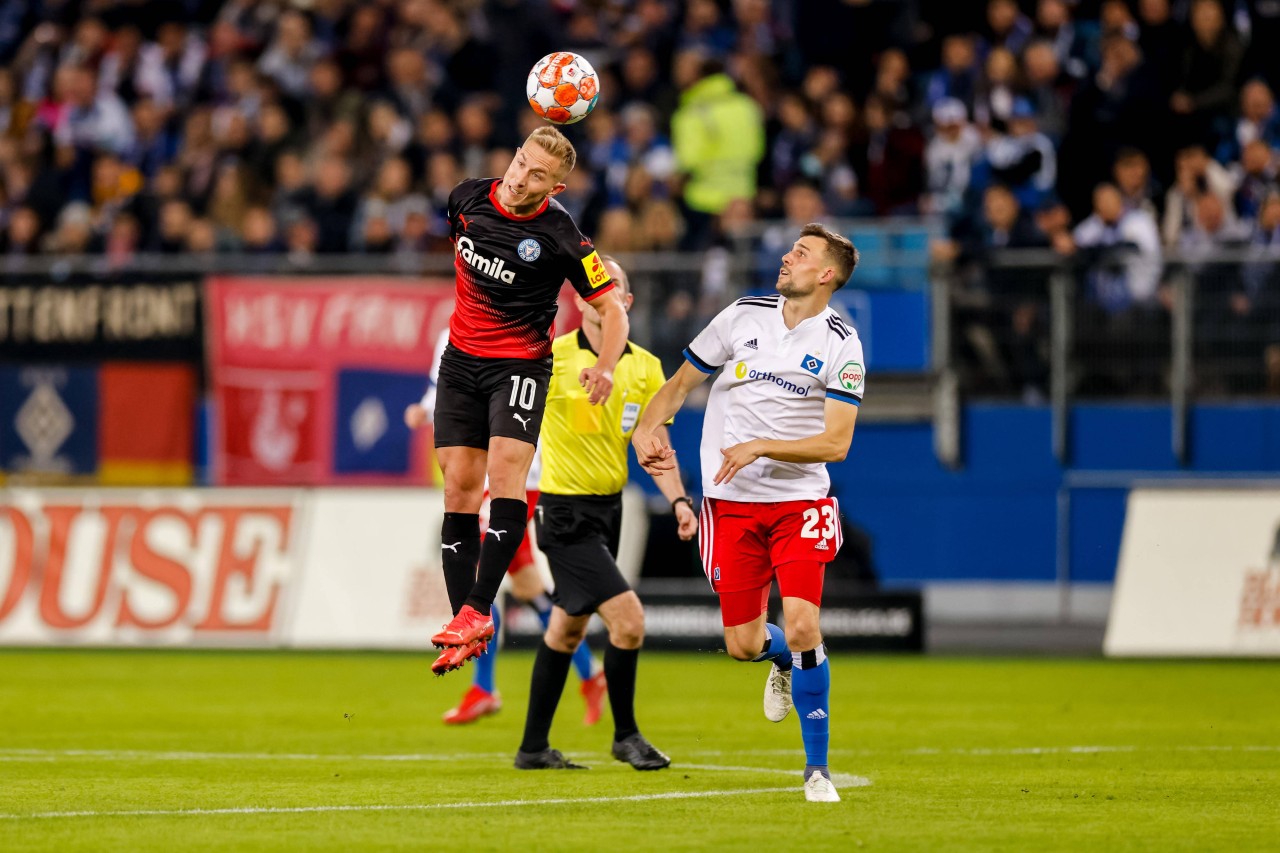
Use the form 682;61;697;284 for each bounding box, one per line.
763;664;794;722
804;771;841;803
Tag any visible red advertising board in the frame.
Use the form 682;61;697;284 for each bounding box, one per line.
206;277;455;485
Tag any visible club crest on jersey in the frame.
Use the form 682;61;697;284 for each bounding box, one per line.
456;235;515;284
517;238;541;262
581;250;610;288
801;354;824;375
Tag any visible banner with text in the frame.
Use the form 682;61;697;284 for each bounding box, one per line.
206;277;455;485
0;488;452;647
0;274;202;363
1105;487;1280;657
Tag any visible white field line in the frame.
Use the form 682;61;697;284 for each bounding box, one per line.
0;749;512;763
1;744;1275;765
682;745;1280;758
0;788;799;821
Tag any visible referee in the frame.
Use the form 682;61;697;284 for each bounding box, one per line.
515;256;698;771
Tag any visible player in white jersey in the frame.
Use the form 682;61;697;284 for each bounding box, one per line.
632;222;862;804
406;329;605;725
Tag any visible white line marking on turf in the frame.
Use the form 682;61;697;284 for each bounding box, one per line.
0;749;512;763
0;788;799;822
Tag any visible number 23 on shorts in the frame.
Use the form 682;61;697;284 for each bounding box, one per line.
795;497;842;559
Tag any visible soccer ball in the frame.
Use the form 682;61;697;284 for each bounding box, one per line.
527;51;600;125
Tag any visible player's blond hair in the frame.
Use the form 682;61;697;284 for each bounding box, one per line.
524;126;577;178
801;222;859;290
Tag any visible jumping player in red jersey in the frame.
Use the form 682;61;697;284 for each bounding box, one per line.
633;223;863;803
430;126;629;675
406;330;607;723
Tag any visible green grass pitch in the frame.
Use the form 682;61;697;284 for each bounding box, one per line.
1;649;1278;851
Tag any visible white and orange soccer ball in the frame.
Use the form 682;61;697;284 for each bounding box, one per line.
527;51;600;125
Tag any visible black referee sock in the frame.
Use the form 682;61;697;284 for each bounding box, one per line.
440;513;480;616
605;643;640;741
520;640;574;754
465;498;527;613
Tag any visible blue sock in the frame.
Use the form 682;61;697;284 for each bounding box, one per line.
752;622;792;670
571;640;595;682
531;594;595;681
472;604;500;694
791;645;831;779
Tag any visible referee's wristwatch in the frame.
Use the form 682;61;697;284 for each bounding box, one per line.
671;496;695;513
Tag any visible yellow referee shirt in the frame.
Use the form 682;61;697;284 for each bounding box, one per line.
539;329;669;496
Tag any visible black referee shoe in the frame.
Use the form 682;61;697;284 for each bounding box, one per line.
611;733;671;770
514;747;588;770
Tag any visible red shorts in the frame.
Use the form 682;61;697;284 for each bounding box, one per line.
699;496;842;626
480;489;540;575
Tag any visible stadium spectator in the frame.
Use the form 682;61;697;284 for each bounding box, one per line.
670;56;764;249
974;47;1021;133
1169;0;1245;147
862;93;925;216
1112;147;1161;220
985;98;1058;211
1021;38;1073;140
55;64;134;157
298;154;357;253
1162;143;1238;247
926;98;983;222
257;10;323;99
1232;139;1278;225
1059;31;1162;217
1033;0;1096;81
1217;78;1280;164
1067;183;1166;394
1;205;41;256
925;34;981;114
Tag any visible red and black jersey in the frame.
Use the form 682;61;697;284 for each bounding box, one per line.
446;178;614;359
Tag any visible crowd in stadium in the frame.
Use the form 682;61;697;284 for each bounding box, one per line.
0;0;1278;277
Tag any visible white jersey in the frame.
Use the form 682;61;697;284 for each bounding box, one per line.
422;327;541;491
685;293;865;503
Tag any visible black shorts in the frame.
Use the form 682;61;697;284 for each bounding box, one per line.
535;492;631;617
433;344;552;448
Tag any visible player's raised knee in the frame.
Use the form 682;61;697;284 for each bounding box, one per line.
784;621;822;654
724;635;760;661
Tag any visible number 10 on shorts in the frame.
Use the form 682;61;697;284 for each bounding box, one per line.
508;375;537;410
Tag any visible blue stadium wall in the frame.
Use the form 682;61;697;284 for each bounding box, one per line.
641;403;1280;586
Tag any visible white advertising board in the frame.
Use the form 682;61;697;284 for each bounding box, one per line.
0;486;648;649
1104;488;1280;657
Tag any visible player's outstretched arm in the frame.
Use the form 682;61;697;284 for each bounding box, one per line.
715;399;859;485
632;361;708;476
644;425;698;540
579;288;629;405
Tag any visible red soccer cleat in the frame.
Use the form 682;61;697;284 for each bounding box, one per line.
431;639;488;676
442;685;502;724
431;605;495;648
580;671;608;726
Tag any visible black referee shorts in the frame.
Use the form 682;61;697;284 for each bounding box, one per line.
433;344;552;448
534;492;632;617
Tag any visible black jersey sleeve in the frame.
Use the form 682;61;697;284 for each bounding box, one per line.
447;178;492;240
552;213;614;301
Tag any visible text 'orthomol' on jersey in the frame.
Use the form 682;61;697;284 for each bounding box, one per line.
447;178;614;359
684;293;865;503
539;330;669;496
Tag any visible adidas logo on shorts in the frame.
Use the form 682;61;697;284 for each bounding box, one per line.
814;539;829;551
744;338;758;350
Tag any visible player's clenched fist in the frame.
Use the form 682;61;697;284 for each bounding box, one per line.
631;429;675;475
